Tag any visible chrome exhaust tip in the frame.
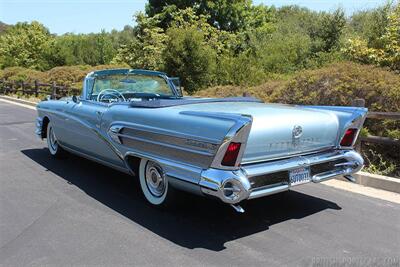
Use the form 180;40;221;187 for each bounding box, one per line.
230;204;245;213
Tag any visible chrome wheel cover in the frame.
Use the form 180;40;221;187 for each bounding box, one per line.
145;162;166;197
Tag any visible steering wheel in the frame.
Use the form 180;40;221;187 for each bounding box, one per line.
97;89;126;102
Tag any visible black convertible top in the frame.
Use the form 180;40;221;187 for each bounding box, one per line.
127;97;262;108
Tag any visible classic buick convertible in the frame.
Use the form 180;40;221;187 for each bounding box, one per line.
35;69;367;212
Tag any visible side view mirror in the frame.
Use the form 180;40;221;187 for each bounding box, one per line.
72;95;80;103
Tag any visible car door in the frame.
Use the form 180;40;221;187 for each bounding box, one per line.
61;99;124;167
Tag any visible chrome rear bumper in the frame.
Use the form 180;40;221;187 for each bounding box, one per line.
200;150;363;204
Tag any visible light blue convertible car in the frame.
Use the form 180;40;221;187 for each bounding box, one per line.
35;69;367;212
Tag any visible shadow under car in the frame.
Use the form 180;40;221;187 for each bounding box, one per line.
21;148;341;251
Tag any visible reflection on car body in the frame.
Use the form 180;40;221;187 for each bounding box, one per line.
35;68;367;212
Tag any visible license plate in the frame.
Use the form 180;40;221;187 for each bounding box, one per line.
289;167;311;186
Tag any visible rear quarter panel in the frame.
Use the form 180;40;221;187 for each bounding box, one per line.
302;106;368;144
101;104;237;169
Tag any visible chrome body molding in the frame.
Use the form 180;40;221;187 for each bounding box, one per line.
35;68;368;211
108;125;123;144
110;123;223;169
199;149;364;204
178;111;253;170
210;116;252;170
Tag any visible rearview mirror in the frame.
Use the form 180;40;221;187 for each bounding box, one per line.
120;78;137;84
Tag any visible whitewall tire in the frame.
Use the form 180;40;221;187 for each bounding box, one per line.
139;159;175;206
46;122;65;158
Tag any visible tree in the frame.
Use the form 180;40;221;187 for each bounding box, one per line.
164;27;216;93
55;32;116;66
96;30;116;65
344;2;400;71
0;21;56;70
112;12;167;70
196;0;252;31
275;6;345;53
167;7;237;54
259;30;312;73
350;3;392;48
109;25;135;48
145;0;274;32
146;0;195;17
380;2;400;70
0;21;9;34
318;8;346;52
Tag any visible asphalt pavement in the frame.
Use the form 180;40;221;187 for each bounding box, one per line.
0;100;399;266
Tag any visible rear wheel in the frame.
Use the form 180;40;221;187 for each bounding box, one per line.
46;121;65;158
138;159;176;207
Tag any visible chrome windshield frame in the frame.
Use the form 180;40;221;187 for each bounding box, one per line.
82;69;180;100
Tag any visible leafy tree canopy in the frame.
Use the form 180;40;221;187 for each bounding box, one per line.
344;2;400;71
0;21;55;70
164;27;216;92
145;0;274;32
0;0;398;91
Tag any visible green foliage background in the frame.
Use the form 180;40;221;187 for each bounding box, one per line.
1;1;398;92
0;0;399;176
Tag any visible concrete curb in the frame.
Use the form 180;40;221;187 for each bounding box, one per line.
1;94;399;194
0;95;38;107
353;171;400;194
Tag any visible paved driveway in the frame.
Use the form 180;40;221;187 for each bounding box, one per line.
0;101;399;266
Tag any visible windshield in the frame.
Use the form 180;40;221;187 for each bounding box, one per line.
89;73;175;102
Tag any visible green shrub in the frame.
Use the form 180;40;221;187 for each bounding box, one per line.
274;62;400;111
195;80;283;101
258;30;312;73
214;53;268;86
198;62;400;112
362;147;397;176
164;27;216;93
0;64;129;88
45;65;90;87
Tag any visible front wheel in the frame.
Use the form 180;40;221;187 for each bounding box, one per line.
46;121;65;158
138;159;176;207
